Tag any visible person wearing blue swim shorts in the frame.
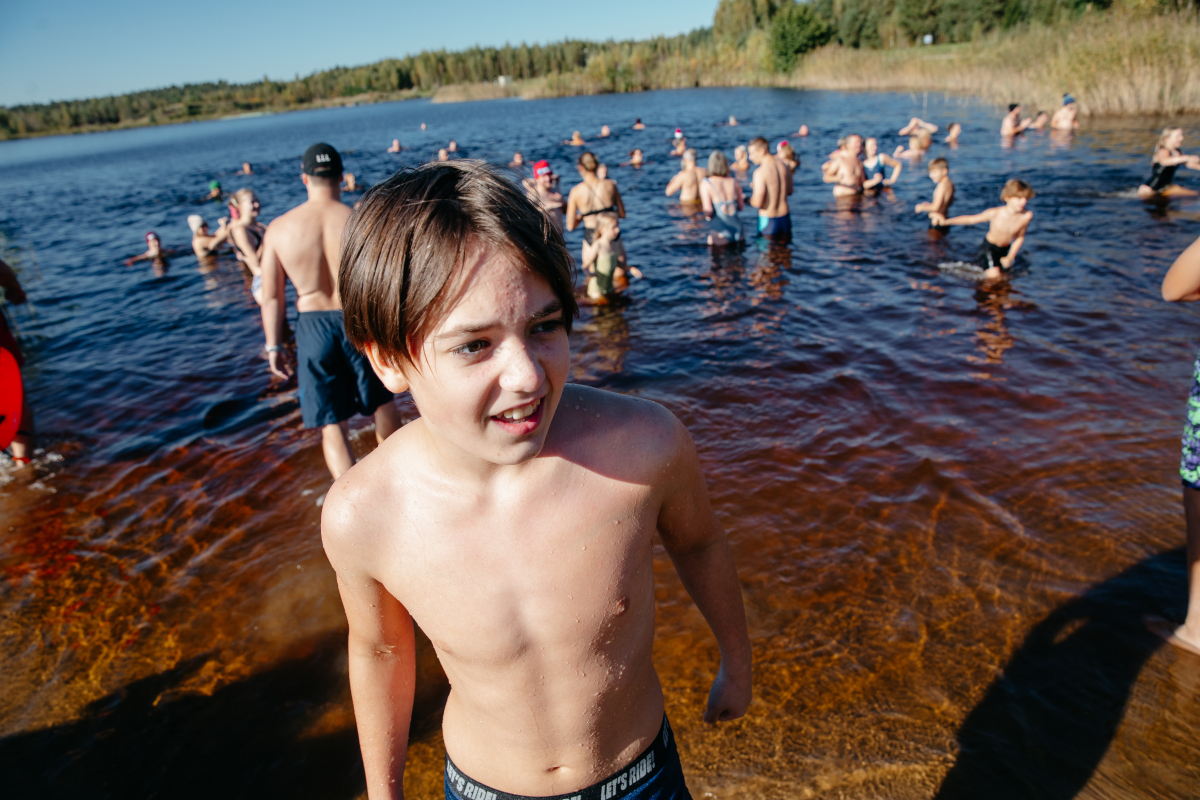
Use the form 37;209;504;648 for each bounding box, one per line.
258;143;401;480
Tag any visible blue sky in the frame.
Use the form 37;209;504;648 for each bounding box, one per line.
0;0;718;107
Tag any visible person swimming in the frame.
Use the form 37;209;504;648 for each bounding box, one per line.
343;173;359;192
387;139;402;152
510;151;525;168
797;124;809;136
700;150;745;247
448;139;458;153
242;162;253;175
188;214;230;258
622;149;644;167
437;148;450;162
633;118;646;130
565;131;586;146
599;125;611;138
207;180;223;201
1138;127;1200;199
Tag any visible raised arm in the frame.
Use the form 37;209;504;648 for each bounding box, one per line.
1163;235;1200;302
258;229;291;379
323;499;417;800
655;416;752;723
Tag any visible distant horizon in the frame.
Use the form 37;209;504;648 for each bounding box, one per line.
0;0;716;107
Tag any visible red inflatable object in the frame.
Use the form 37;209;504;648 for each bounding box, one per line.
0;347;22;450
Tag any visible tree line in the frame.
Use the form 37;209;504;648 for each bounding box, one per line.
1;0;1190;139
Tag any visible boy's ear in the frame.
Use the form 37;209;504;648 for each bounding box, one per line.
364;343;411;394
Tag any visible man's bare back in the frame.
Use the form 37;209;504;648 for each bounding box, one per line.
749;148;788;218
665;152;707;203
262;194;350;313
326;387;700;794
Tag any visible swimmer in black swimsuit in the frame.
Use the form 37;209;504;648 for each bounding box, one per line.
1138;127;1200;199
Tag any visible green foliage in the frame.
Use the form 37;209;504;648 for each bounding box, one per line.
770;3;834;70
836;0;887;48
715;0;784;43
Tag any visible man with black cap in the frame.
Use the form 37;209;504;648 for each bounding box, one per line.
258;142;401;482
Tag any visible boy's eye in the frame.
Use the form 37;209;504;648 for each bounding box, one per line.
533;319;564;335
454;339;489;355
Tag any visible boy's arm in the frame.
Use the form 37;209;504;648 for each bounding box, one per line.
1163;235;1200;301
1001;232;1025;268
324;500;417;800
943;207;997;226
655;416;752;723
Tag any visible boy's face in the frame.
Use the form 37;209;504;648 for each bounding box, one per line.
1005;195;1028;212
928;167;946;183
379;247;570;467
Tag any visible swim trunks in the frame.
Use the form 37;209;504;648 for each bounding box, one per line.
590;252;618;297
757;213;792;242
444;715;692;800
294;310;393;429
977;238;1012;272
1181;349;1200;490
0;310;24;368
928;223;950;234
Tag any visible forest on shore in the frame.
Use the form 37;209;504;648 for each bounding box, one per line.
2;0;1198;140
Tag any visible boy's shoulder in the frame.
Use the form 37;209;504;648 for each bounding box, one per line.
547;385;691;483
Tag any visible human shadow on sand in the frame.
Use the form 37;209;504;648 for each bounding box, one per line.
0;631;449;800
934;546;1186;800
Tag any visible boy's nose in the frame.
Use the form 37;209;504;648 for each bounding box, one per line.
497;341;544;394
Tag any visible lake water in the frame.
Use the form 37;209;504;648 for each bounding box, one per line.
2;87;1200;799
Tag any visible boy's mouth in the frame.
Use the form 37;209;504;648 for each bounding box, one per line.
491;397;544;435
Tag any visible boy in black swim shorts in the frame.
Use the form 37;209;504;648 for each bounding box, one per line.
322;161;751;800
933;179;1034;280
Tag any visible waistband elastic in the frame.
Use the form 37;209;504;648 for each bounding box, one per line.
445;715;673;800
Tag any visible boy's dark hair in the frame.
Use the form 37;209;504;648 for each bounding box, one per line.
1008;103;1019;112
929;157;948;171
340;160;578;367
1001;178;1035;200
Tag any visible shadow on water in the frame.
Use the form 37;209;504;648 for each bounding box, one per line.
934;547;1186;800
0;630;446;800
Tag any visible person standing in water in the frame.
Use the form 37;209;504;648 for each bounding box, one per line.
700;149;745;247
1158;234;1200;657
188;214;230;259
933;179;1034;281
1138;128;1200;199
748;137;791;241
582;212;639;302
945;123;962;146
665;148;707;204
1051;95;1079;131
565;151;625;250
915;158;955;232
387;139;402;153
1000;104;1032;137
230;189;267;304
257;143;400;480
862;137;901;190
0;257;34;467
523;160;564;236
822;135;866;197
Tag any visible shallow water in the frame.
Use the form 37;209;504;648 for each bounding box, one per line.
2;88;1200;799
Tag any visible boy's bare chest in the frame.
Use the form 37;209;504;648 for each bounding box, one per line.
385;474;660;653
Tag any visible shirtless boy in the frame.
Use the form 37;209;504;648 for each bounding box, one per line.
258;143;401;480
665;149;707;204
1000;104;1032;137
932;179;1034;280
822;134;865;198
1051;95;1079;131
749;137;791;241
915;158;955;232
325;161;752;800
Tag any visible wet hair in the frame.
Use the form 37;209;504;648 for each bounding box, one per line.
340;161;577;367
1000;178;1035;200
1008;103;1019;112
929;158;948;171
1157;127;1183;150
682;148;697;165
708;150;730;177
578;151;599;173
778;142;796;164
748;137;769;152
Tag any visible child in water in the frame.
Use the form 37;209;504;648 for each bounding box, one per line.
582;212;641;302
915;158;955;232
933;179;1034;280
324;161;751;800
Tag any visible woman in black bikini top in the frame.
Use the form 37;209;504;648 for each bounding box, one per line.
1139;127;1200;199
566;151;625;245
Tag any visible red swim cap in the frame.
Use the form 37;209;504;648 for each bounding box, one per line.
533;160;552;178
146;231;159;242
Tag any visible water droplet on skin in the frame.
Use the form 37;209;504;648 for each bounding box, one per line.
582;545;586;550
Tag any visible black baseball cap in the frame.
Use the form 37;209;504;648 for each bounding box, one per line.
302;142;342;177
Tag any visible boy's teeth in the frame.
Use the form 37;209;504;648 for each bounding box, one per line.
500;398;540;421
